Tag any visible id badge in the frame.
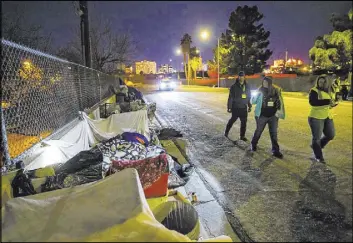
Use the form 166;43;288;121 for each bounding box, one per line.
267;101;274;107
242;94;247;99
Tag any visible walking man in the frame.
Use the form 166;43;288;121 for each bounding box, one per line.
225;71;252;141
250;76;285;159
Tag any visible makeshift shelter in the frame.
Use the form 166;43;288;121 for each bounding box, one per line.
2;168;232;242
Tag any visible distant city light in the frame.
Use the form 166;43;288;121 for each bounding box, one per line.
263;69;271;74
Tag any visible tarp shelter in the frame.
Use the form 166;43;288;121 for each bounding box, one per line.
22;109;150;171
1;168;193;242
82;109;150;142
23;119;95;171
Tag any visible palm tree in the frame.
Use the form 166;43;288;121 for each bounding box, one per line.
180;34;192;84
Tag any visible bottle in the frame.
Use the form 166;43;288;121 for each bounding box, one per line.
191;192;198;203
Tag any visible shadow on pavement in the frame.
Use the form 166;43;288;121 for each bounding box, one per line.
290;162;352;242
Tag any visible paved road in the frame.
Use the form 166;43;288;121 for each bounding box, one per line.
144;88;352;242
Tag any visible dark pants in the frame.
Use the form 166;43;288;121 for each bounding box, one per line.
251;115;280;153
308;117;335;160
225;108;248;137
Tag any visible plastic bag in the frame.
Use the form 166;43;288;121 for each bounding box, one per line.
178;164;195;183
168;169;186;189
158;128;183;140
11;170;37;197
40;173;67;192
56;147;103;175
62;163;103;187
166;155;186;189
130;100;147;111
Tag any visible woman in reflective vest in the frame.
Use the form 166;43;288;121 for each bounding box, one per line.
308;75;338;163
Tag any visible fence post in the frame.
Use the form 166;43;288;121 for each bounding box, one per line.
78;66;83;110
1;106;12;172
97;72;102;101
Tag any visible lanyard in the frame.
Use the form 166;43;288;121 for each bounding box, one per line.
240;84;245;92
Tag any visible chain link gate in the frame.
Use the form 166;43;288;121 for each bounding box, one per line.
1;39;120;173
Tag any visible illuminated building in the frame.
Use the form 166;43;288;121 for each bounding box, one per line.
286;58;304;67
125;66;133;74
158;64;176;74
269;58;305;73
135;60;157;74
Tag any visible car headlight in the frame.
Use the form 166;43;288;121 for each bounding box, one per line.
160;83;166;88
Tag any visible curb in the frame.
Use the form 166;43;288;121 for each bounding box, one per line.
152;110;242;241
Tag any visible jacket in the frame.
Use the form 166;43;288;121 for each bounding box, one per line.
251;85;285;119
309;80;336;119
227;79;252;110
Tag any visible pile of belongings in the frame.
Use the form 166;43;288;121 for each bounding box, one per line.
9;131;193;200
107;84;156;118
5;84;191;201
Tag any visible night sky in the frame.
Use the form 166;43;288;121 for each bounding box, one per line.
2;1;352;67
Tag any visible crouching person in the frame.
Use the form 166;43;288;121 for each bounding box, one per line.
250;76;285;159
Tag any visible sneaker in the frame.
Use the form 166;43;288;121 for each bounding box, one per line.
240;137;248;142
250;144;257;152
272;151;284;159
315;158;326;163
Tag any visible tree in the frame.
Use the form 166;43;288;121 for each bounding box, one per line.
2;5;52;52
188;47;201;79
213;5;272;75
180;34;192;82
189;46;200;59
190;57;201;79
330;10;353;32
57;15;137;73
309;8;352;73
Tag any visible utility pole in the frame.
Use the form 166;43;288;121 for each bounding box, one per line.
285;49;288;70
217;38;220;88
79;1;91;68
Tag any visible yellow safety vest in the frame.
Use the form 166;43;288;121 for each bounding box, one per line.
309;87;334;119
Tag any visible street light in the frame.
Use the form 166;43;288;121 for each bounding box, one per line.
176;49;182;55
200;30;220;87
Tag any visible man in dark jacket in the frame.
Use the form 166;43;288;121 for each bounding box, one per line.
225;71;252;141
250;76;284;159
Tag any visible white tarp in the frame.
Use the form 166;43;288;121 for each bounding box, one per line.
81;109;150;142
23;110;150;171
1;168;192;242
23;119;96;171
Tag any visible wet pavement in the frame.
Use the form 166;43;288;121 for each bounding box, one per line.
144;88;353;242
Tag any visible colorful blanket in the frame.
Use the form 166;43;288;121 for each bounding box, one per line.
111;154;169;189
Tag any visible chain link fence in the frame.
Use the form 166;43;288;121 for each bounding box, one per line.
1;39;120;172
